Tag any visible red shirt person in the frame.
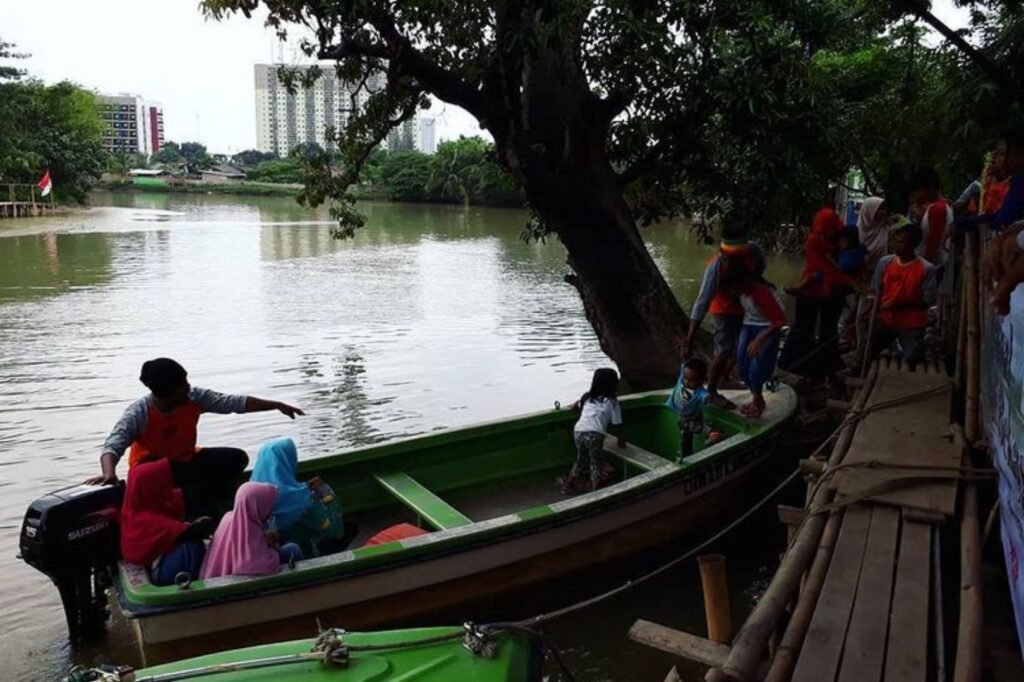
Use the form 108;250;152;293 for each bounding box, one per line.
87;358;304;518
870;225;937;368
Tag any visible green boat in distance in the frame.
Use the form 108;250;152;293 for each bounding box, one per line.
22;386;797;661
72;626;539;681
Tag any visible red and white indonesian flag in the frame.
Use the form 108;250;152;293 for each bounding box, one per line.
37;170;52;197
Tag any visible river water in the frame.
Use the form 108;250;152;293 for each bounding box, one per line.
0;192;801;680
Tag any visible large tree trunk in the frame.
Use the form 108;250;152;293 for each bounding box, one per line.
556;191;693;391
486;39;704;389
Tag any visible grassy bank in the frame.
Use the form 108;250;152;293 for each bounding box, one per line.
97;180;302;198
94;180;517;207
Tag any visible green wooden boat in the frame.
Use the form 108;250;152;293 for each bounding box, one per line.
66;626;540;681
23;385;796;658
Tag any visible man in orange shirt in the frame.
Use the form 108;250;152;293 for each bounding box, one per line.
87;358;303;516
870;225;937;368
681;225;765;408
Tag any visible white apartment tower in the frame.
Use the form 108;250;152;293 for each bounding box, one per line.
255;64;433;157
97;94;165;156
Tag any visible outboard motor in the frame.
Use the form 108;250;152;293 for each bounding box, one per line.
19;483;123;641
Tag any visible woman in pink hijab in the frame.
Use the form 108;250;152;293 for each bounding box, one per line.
200;482;303;580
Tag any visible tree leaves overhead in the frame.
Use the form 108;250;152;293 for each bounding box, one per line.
204;1;1020;239
0;45;105;203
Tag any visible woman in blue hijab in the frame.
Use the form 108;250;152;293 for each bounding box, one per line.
250;437;353;556
251;438;312;531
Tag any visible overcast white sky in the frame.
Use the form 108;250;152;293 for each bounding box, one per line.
1;0;969;155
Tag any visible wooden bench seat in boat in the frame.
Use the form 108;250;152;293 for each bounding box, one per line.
602;435;677;472
373;471;473;531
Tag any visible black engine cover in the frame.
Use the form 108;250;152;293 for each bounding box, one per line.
20;483;123;579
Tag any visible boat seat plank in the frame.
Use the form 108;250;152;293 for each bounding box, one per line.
883;518;932;682
603;436;676;472
836;505;899;682
792;504;872;682
372;471;472;531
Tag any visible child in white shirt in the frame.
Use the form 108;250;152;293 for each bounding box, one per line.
564;368;626;494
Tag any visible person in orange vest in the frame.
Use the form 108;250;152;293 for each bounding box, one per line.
908;167;952;269
87;358;304;517
681;224;764;409
870;225;937;369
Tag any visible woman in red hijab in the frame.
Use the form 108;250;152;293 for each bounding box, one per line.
779;206;867;378
120;459;213;585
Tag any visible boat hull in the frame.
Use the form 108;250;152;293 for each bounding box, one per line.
131;422;787;662
135;626;542;681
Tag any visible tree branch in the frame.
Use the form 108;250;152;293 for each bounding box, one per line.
319;35;390;60
366;11;493;122
901;0;1020;98
617;137;673;188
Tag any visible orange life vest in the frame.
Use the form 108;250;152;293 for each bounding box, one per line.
706;254;744;316
982;178;1010;216
878;258;929;330
127;400;202;469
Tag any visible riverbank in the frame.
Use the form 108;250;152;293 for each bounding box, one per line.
94;179;523;208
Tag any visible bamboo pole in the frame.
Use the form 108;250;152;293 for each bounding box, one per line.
698;555;733;643
705;362;880;682
860;295;879;378
955;276;967;393
964;231;980;443
952;232;984;682
953;441;982;682
762;509;844;682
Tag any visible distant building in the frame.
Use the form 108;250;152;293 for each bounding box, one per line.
97;94;165;157
419;117;437;155
254;64;432;156
200;165;246;184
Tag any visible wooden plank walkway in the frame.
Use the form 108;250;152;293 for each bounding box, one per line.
630;364;963;682
829;366;959;517
789;365;955;682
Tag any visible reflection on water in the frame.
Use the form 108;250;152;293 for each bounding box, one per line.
0;192;801;679
0;231;113;301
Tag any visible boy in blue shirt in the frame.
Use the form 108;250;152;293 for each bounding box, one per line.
666;358;711;458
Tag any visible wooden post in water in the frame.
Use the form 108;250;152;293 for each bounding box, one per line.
698;554;732;643
706;363;880;682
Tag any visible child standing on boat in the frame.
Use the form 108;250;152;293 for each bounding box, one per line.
666;358;711;458
728;270;787;418
564;368;626;494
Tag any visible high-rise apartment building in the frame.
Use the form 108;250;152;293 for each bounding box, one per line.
419;117;438;155
97;94;165;156
255;64;433;156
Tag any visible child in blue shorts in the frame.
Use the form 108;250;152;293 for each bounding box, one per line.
666;358;712;458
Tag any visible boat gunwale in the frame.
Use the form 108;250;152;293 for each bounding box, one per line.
116;385;797;615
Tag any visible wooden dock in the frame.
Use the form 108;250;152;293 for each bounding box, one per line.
630;360;1020;681
0;183;55;219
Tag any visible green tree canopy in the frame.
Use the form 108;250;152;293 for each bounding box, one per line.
152;141;183;165
0;40;105;203
232;149;277;166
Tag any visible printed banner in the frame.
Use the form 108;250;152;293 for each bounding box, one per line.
980;278;1024;653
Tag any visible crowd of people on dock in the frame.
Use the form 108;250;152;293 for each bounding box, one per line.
564;126;1024;495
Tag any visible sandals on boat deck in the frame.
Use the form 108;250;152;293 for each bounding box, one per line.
739;401;766;419
707;393;738;410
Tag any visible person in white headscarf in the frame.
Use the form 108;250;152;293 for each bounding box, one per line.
857;197;889;268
